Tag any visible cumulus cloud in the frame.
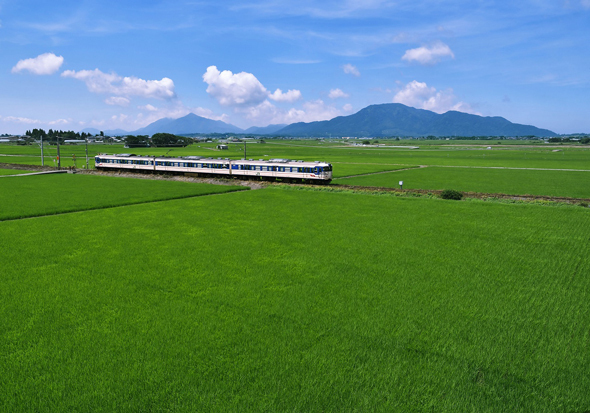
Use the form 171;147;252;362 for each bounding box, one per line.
343;103;353;112
268;88;302;102
238;99;341;126
342;63;360;76
203;66;302;106
105;96;130;106
393;80;478;114
203;66;270;107
402;42;454;65
12;53;64;75
328;88;349;99
62;69;176;100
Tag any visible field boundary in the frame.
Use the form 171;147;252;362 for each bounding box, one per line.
274;183;590;206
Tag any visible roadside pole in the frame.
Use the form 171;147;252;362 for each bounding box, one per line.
244;140;247;159
85;138;89;169
40;135;44;166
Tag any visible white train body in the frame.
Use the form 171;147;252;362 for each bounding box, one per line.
94;154;332;183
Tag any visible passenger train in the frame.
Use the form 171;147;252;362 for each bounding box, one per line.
94;154;333;184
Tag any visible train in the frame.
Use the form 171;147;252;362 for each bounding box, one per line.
94;154;333;184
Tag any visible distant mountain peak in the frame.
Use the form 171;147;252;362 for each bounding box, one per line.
275;103;555;137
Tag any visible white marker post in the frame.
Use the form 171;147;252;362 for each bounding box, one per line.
399;180;403;190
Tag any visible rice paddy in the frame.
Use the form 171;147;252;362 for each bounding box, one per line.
1;186;589;411
2;139;590;410
0;173;245;221
334;166;590;198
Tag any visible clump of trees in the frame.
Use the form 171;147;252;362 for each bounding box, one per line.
124;135;150;147
150;133;192;147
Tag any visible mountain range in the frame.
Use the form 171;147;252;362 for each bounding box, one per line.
82;103;556;137
277;104;556;137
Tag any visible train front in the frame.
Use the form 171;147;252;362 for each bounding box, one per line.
318;162;333;182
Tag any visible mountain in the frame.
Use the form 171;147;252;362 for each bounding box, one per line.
244;124;288;135
275;103;556;137
133;113;243;135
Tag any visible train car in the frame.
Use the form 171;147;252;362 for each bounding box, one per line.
94;154;332;183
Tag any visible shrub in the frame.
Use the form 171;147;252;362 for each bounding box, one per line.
579;202;589;208
440;189;464;200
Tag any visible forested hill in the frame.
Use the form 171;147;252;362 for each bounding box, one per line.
275;103;556;137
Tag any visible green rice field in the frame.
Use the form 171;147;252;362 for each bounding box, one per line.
335;166;590;198
0;174;246;221
0;168;26;175
1;182;589;411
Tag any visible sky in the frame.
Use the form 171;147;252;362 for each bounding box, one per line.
1;0;589;135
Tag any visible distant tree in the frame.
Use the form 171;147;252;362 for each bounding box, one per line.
362;140;371;145
580;137;590;144
151;133;190;147
125;135;149;146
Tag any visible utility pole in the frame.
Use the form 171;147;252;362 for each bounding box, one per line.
85;138;89;169
40;135;44;166
57;138;61;169
244;140;247;159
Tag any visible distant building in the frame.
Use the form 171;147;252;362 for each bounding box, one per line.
217;144;228;150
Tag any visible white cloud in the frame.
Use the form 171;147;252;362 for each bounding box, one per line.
203;65;301;106
138;104;158;111
48;118;71;125
402;42;454;65
268;88;302;102
393;80;478;114
12;53;64;75
342;63;360;76
329;88;349;99
0;116;41;124
343;103;353;112
239;99;341;126
203;66;269;107
105;96;130;107
111;114;129;123
582;0;590;9
62;69;176;100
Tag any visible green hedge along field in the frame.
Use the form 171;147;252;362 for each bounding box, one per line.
1;187;589;411
0;173;246;221
335;166;590;198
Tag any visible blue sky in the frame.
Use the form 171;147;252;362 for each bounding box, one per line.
1;0;589;134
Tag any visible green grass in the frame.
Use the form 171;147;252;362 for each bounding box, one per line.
331;163;416;178
4;141;590;170
1;187;589;411
0;168;26;175
335;166;590;198
0;174;246;221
